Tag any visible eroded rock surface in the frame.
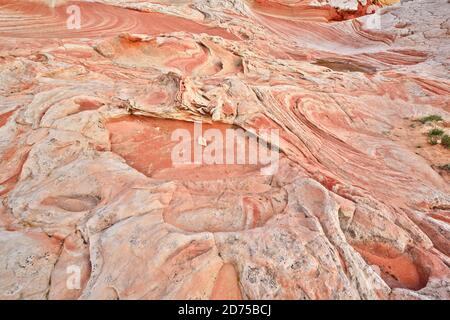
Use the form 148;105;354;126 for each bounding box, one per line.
0;0;449;300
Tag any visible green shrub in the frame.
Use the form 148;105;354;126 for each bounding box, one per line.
419;115;443;124
441;134;450;149
439;164;450;171
428;128;445;137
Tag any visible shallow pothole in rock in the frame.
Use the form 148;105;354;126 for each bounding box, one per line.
106;115;276;181
313;58;377;74
41;194;100;212
352;242;428;291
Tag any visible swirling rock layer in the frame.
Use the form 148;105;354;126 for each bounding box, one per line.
0;0;449;300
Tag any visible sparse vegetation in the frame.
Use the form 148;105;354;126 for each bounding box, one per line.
439;164;450;171
428;128;444;146
441;134;450;149
427;128;444;145
428;128;445;137
419;114;443;124
426;129;450;148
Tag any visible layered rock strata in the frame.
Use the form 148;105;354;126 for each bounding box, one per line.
0;0;449;300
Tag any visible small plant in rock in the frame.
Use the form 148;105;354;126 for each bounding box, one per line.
428;128;444;145
428;128;445;137
419;115;443;124
441;134;450;149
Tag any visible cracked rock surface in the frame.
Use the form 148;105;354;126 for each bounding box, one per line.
0;0;449;299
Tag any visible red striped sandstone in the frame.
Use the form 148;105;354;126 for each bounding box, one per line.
0;0;448;300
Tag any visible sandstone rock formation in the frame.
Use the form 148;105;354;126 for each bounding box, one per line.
0;0;449;300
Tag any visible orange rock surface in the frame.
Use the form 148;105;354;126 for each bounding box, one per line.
0;0;449;300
